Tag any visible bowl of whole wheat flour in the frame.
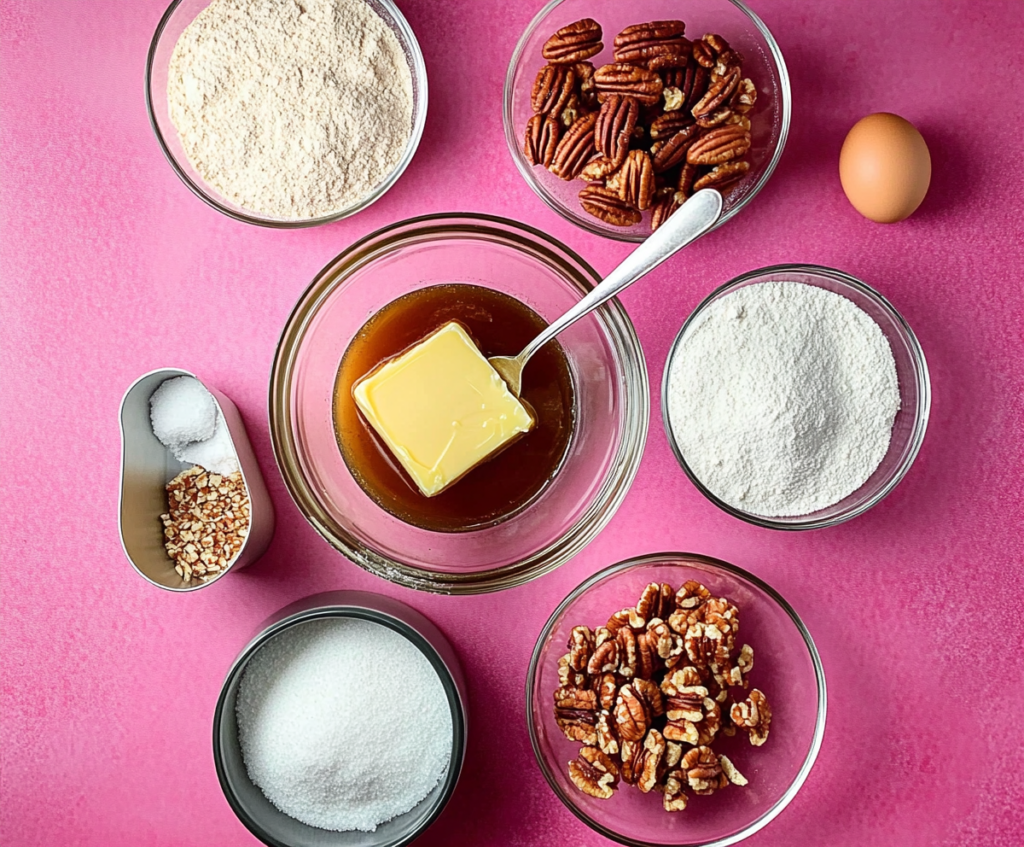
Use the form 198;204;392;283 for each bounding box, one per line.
146;0;427;226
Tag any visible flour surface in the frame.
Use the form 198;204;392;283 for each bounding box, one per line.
667;281;900;517
167;0;414;218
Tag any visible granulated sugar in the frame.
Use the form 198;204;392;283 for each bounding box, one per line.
666;281;900;517
149;376;239;475
167;0;414;219
236;618;452;832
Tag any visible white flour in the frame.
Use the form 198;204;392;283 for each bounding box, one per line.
666;281;900;517
167;0;413;219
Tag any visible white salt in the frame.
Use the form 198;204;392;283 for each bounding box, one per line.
236;618;453;833
149;376;239;475
150;376;217;446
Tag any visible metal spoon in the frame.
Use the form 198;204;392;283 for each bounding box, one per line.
490;188;724;397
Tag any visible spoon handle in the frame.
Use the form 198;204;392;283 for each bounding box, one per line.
517;188;723;367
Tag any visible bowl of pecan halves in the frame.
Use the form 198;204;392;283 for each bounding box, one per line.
527;553;825;845
504;0;791;241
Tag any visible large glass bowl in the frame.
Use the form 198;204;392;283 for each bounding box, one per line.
504;0;790;242
269;214;649;594
662;265;931;530
528;552;826;846
145;0;428;227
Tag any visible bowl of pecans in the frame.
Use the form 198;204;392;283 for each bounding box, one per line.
504;0;790;241
527;552;825;846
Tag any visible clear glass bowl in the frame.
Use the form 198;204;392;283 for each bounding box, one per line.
663;265;931;529
269;214;649;593
527;552;826;847
503;0;791;242
145;0;428;228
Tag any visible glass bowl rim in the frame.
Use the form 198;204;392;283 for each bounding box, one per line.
212;600;466;847
268;211;650;594
525;550;827;847
661;263;932;530
502;0;792;243
144;0;429;229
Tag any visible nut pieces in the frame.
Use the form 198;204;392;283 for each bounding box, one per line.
553;579;772;813
522;20;758;229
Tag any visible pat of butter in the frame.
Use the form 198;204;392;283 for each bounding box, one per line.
353;322;535;497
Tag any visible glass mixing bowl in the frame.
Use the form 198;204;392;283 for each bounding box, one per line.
269;214;649;593
145;0;427;227
504;0;790;242
663;265;931;530
528;552;826;846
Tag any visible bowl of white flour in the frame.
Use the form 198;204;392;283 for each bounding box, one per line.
146;0;427;226
213;591;466;846
662;264;930;529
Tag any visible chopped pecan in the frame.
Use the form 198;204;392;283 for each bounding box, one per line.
732;77;757;114
616;149;655;210
681;745;728;795
651;125;700;172
568;625;596;672
550;112;597;180
587;637;619;675
663;769;688;811
614;682;650;742
568;746;619;799
686;124;750;166
594;63;664;106
720;754;748;786
662;86;684;111
691;66;740;120
594;94;639;167
731;688;771;746
524;113;560;168
559;93;585;128
543;18;604;64
532;63;576;115
613;20;689;65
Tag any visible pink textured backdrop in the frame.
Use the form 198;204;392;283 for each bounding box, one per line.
2;0;1023;845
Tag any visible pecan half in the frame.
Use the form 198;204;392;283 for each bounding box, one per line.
579;156;619;182
729;643;754;687
524;113;560;168
732;77;757;114
686;124;751;165
606;608;633;634
693;160;749;191
587;637;619;675
614;682;650;742
596;709;619;755
677;162;698;198
616;149;654;210
532;63;576;116
680;59;711;112
719;754;748;786
696;106;734;128
681;745;728;795
663;769;689;811
615;622;639;676
594;63;664;106
555;685;598;744
650;109;695;139
594;94;639;168
635;582;675;622
597;671;619;710
651;124;700;172
731;688;771;746
650;192;680;231
558;653;586;688
635;630;658;679
676;580;711;613
692;38;716;68
636;728;667;793
691;66;740;120
647;619;685;666
550;112;597;180
568;746;619;799
613;21;689;65
543;18;604;64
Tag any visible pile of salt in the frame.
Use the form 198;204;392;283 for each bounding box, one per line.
149;376;239;475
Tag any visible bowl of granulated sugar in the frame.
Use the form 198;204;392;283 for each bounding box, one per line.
146;0;427;227
213;591;466;846
662;264;930;530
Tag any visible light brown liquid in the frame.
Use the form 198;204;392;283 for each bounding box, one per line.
333;284;576;532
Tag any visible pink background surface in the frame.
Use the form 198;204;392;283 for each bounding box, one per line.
2;0;1023;845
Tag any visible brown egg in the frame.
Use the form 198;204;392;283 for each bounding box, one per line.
839;113;931;223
